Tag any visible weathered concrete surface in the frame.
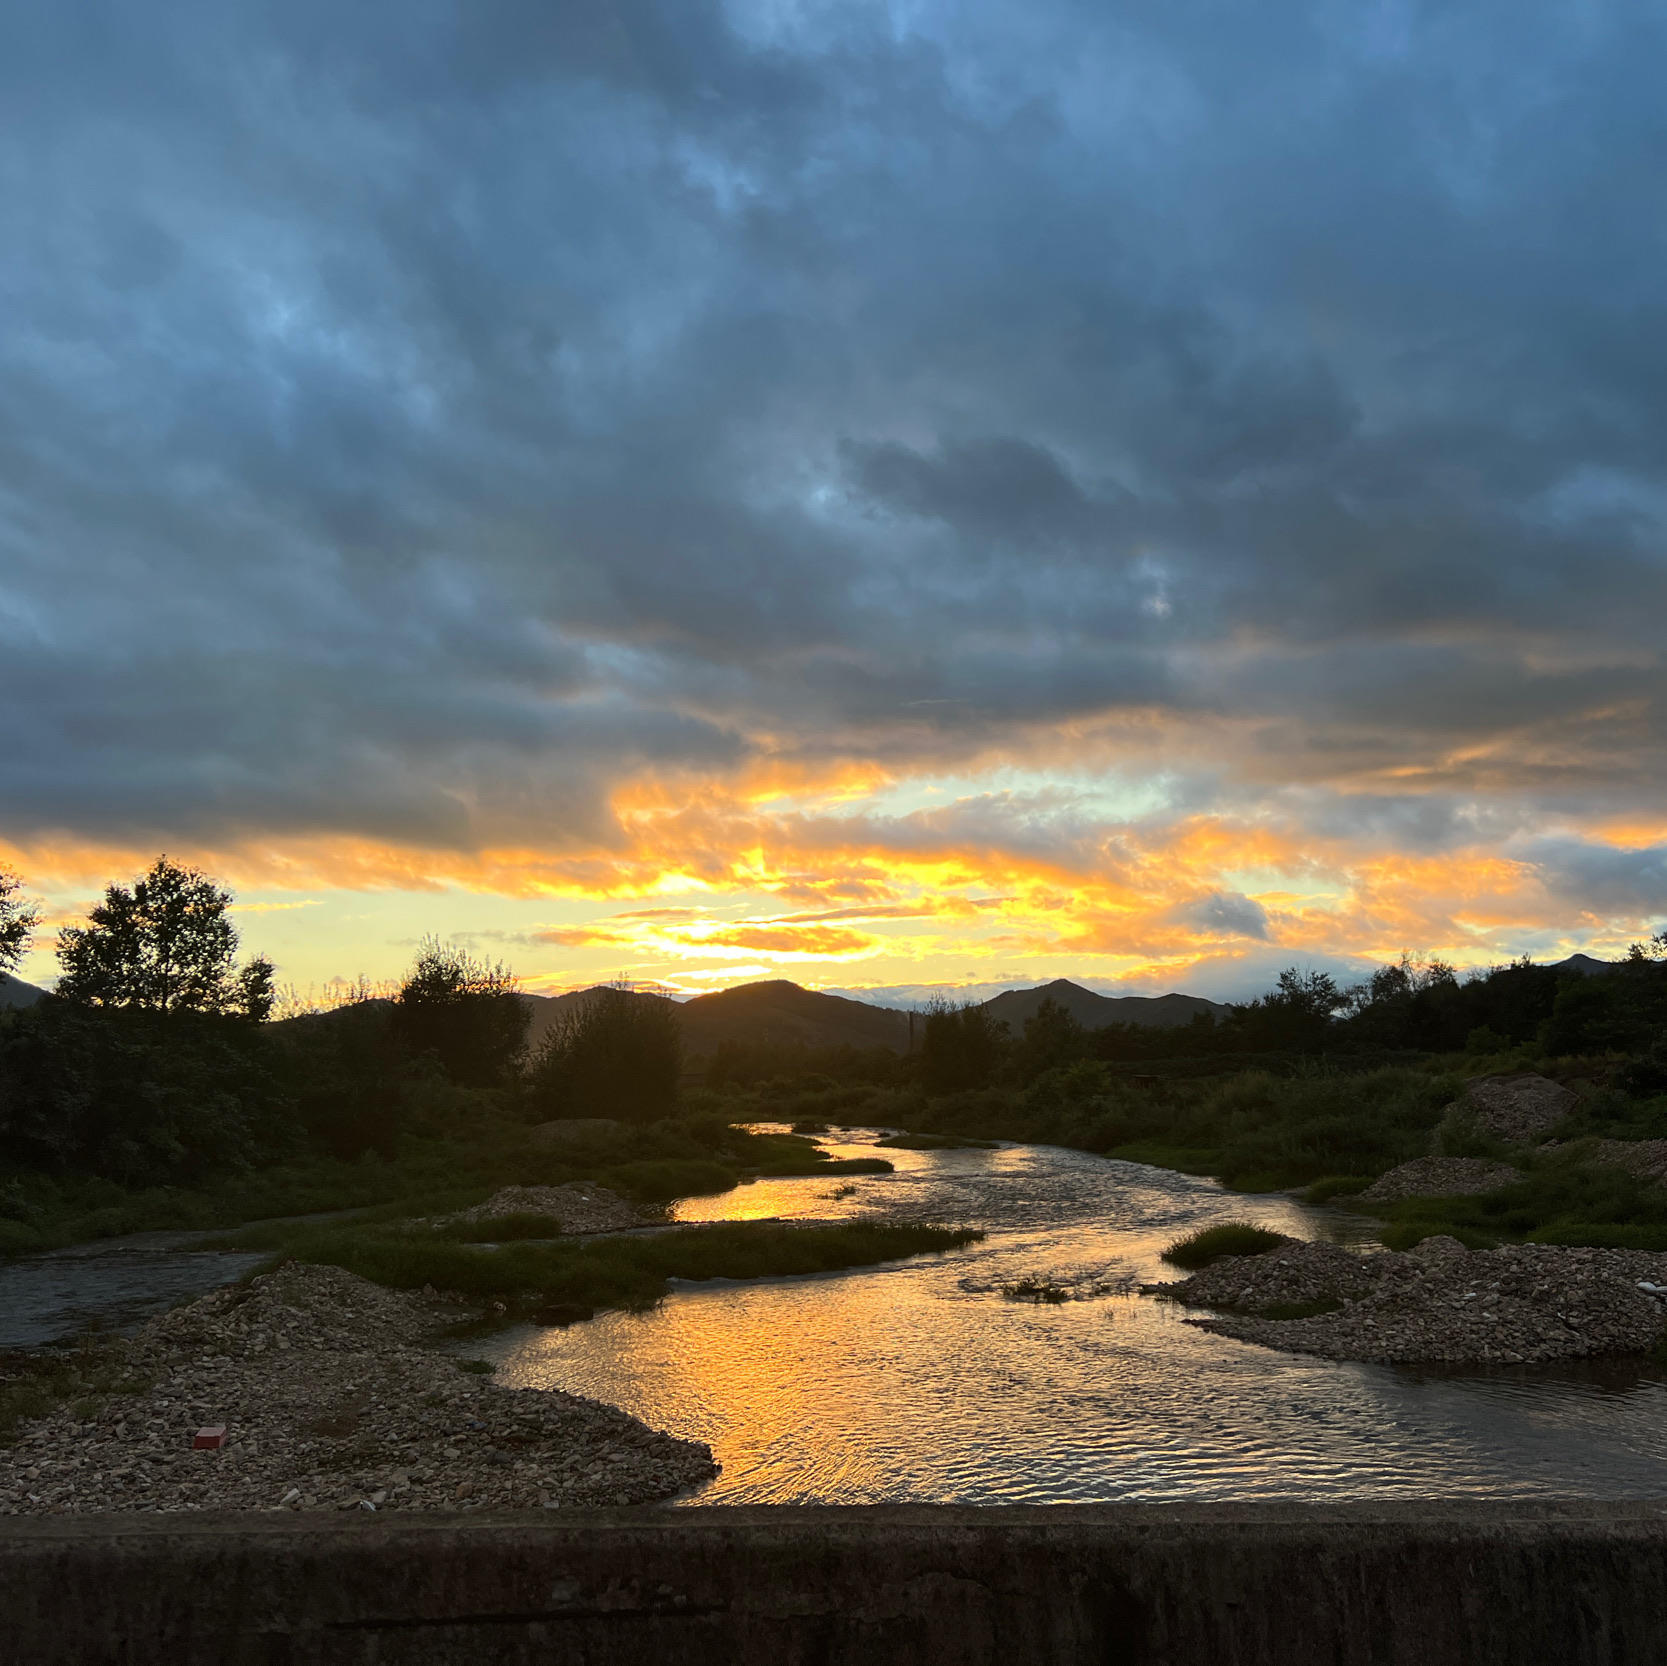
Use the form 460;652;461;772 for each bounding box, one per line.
5;1502;1667;1665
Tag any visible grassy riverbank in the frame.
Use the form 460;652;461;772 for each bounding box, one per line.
691;1049;1667;1255
239;1219;981;1328
0;1115;890;1257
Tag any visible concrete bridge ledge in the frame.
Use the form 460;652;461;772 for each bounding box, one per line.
4;1501;1667;1664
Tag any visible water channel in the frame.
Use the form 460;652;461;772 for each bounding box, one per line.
482;1130;1667;1503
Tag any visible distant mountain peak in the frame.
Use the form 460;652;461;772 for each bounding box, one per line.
981;980;1230;1032
0;973;46;1010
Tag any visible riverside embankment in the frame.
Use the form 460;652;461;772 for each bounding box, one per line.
6;1502;1667;1664
493;1133;1667;1502
12;1133;1667;1509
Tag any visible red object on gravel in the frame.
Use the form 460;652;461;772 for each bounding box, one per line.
193;1426;227;1450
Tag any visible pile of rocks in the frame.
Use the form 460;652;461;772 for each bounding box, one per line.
1590;1140;1667;1187
1457;1073;1578;1143
441;1183;643;1235
1153;1240;1383;1312
1357;1157;1523;1203
1153;1237;1667;1367
0;1262;715;1517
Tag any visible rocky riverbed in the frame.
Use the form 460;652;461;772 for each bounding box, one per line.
0;1262;715;1516
435;1182;645;1234
1154;1237;1667;1366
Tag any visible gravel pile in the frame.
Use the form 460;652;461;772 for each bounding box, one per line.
1458;1073;1578;1142
0;1262;715;1516
1357;1157;1524;1203
442;1183;643;1234
1155;1239;1667;1366
1590;1140;1667;1186
1153;1240;1385;1311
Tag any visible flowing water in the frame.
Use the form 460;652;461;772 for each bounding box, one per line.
482;1132;1667;1503
0;1232;269;1349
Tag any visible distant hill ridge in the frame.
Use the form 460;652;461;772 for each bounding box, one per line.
523;975;1227;1059
979;978;1231;1034
0;973;46;1010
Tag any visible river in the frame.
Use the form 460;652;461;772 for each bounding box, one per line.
481;1130;1667;1503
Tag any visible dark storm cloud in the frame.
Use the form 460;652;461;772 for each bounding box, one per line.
1177;893;1271;942
2;0;1666;878
1523;839;1667;918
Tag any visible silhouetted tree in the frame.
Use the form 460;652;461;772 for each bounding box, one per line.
390;937;528;1088
1014;995;1090;1081
919;997;1008;1095
528;985;682;1122
1225;966;1346;1051
56;857;274;1019
0;870;40;975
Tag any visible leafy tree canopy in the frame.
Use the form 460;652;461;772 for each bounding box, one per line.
391;937;528;1088
56;856;274;1019
0;869;41;975
530;984;682;1122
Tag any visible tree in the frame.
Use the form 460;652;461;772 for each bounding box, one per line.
390;937;528;1088
919;997;1008;1095
1014;995;1090;1082
56;857;274;1018
1225;966;1347;1051
0;869;41;975
528;985;682;1122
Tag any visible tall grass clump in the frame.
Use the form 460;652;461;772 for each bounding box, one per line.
280;1219;981;1325
1161;1221;1291;1269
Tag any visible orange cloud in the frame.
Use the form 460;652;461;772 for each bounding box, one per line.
10;767;1666;998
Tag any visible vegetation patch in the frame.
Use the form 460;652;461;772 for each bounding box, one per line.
279;1219;980;1326
1303;1175;1374;1205
1161;1222;1292;1269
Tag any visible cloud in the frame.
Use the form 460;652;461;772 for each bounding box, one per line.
1177;891;1271;941
4;0;1667;985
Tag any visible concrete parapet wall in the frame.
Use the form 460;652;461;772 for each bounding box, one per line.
4;1501;1667;1664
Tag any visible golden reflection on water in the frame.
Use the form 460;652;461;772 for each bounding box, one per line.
485;1133;1667;1504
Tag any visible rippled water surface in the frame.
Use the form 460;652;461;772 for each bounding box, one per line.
485;1134;1667;1503
0;1233;269;1348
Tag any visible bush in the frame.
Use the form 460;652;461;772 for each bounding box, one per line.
0;1001;295;1185
1378;1221;1499;1251
1161;1222;1290;1269
390;940;528;1090
1302;1175;1373;1205
528;988;682;1123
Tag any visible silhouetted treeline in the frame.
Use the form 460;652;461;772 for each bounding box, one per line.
5;853;1667;1195
734;950;1667;1103
0;861;685;1188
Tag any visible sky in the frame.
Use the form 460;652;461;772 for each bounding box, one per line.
4;0;1667;1004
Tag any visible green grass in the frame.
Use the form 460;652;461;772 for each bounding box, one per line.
278;1219;981;1327
1378;1222;1500;1251
1361;1148;1667;1250
890;1065;1462;1192
1528;1223;1667;1251
1161;1222;1290;1270
0;1112;840;1258
435;1213;591;1243
1303;1175;1374;1205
